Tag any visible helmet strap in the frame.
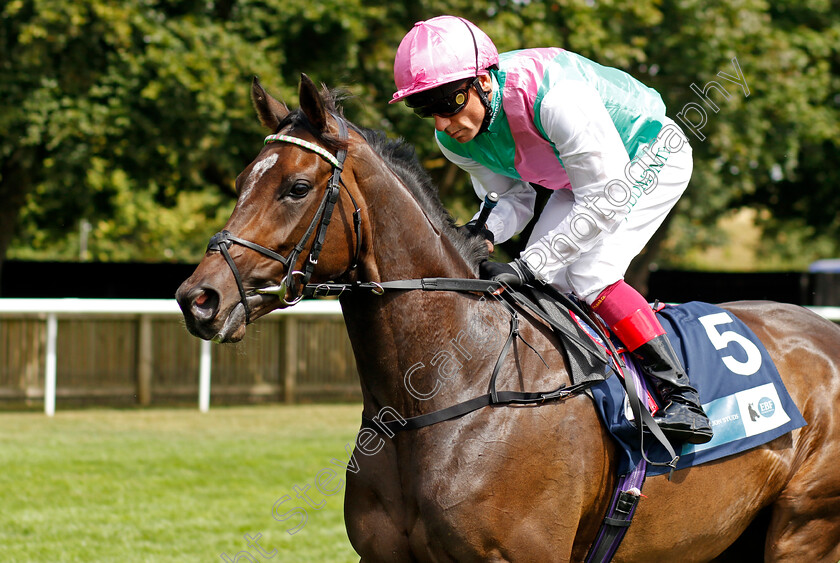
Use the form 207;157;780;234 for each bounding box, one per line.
459;16;494;135
474;80;494;135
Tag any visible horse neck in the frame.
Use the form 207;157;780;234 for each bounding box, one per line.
340;145;501;417
351;143;476;284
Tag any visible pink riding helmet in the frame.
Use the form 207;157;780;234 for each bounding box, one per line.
391;15;499;104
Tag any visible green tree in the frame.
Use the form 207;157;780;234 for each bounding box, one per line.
0;0;284;275
2;0;838;294
732;0;840;266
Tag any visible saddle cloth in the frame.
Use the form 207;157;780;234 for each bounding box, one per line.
580;301;807;476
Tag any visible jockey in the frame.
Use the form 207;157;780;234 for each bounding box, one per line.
391;15;712;445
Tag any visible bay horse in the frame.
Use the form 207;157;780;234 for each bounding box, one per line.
176;75;840;562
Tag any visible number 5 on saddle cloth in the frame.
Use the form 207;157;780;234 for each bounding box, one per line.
574;299;807;476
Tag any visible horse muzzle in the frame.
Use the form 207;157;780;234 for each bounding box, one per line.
176;281;255;343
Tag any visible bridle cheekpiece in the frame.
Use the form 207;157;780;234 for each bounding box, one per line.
206;115;360;321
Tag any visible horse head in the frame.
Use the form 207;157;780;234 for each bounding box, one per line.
176;74;487;343
176;75;366;342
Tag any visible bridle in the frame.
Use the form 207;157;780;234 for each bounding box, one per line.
205;114;361;322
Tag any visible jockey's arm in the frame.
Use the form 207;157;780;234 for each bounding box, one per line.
437;138;537;244
521;80;633;276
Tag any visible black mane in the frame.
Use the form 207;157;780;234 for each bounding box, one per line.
353;126;489;271
283;89;489;272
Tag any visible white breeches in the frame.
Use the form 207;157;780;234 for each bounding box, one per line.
524;119;693;304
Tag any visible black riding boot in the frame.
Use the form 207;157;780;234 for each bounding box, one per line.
634;334;713;445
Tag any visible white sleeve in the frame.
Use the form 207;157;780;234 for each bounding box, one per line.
522;81;632;277
436;137;536;244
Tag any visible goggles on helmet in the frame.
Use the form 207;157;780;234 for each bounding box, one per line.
405;78;478;118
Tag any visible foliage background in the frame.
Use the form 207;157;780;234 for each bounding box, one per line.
2;0;838;288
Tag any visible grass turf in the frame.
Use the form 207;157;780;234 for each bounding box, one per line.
0;405;363;562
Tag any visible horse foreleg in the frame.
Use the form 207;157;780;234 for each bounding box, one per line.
344;441;413;561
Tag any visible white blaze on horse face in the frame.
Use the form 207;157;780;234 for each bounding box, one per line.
241;153;278;199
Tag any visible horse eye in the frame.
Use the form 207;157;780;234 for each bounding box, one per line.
288;182;311;199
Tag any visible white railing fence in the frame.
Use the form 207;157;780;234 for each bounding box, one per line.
0;299;345;415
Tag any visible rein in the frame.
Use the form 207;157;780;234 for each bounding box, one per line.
324;276;679;474
206;115;361;321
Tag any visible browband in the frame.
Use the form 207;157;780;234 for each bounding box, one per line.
264;133;343;169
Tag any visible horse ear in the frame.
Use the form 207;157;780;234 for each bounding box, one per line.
298;73;328;133
251;76;289;131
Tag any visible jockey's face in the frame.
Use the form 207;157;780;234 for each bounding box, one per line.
433;74;492;143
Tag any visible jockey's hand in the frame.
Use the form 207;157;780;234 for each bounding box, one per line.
459;220;494;253
458;220;495;244
479;259;536;288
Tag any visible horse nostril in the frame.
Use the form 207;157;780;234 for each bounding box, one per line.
191;288;219;322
